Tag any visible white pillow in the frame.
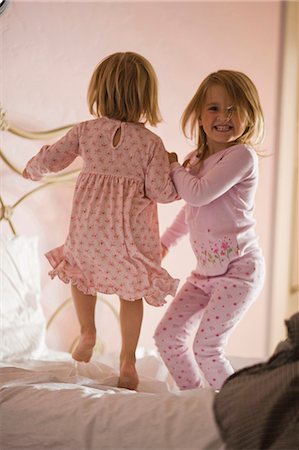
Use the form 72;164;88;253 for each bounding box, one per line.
0;235;47;361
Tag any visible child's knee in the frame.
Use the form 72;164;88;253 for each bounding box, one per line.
193;338;223;361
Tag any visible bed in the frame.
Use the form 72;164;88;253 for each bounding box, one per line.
1;237;297;450
0;358;223;450
1;111;297;450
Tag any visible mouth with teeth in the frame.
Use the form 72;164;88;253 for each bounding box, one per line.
214;125;232;132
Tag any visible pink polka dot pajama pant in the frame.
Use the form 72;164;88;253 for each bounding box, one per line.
154;252;265;390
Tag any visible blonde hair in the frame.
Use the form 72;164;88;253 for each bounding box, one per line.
87;52;161;126
181;70;265;165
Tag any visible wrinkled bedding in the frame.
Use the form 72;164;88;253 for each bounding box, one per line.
0;355;224;450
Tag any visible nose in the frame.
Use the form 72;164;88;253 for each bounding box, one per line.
217;107;232;122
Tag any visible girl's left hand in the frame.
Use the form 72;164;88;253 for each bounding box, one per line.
167;151;178;164
22;168;30;179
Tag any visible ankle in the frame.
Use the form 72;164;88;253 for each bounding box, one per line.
120;353;136;367
80;327;96;338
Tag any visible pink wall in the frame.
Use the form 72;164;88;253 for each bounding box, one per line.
1;1;283;358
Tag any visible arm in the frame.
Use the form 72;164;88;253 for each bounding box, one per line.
161;205;189;250
145;139;179;203
23;125;80;181
171;146;256;207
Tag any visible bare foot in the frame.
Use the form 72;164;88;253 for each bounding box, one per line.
72;335;96;363
118;362;139;390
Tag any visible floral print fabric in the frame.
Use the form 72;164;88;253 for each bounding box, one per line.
25;117;179;306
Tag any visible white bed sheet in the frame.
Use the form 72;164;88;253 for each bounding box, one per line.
0;353;224;450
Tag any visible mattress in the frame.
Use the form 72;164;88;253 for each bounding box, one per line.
0;353;224;450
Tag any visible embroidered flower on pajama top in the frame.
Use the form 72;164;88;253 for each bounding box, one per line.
197;236;239;267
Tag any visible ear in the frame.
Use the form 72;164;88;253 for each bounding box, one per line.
198;117;202;126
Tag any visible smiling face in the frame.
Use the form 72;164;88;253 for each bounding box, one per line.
199;84;248;154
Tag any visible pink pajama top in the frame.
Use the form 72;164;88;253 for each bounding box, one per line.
162;144;262;277
25;117;179;306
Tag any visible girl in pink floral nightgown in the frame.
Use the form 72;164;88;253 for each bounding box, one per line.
23;52;179;390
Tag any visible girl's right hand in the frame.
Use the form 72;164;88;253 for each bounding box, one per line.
161;243;169;259
167;152;178;164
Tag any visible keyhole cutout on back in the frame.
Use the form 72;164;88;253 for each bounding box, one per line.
112;127;121;148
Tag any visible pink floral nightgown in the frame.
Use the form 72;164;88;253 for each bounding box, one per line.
25;117;179;306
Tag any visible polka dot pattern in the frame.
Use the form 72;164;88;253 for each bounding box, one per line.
154;252;265;390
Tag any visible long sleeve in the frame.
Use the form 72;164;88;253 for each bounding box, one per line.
161;205;189;249
171;145;256;207
25;125;80;181
145;139;179;203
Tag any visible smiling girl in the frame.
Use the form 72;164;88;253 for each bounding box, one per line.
154;70;266;391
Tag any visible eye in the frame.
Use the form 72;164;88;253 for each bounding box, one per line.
207;106;218;112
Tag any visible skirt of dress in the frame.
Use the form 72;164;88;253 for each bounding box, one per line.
45;244;179;306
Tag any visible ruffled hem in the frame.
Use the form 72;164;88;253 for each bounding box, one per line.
45;247;179;307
